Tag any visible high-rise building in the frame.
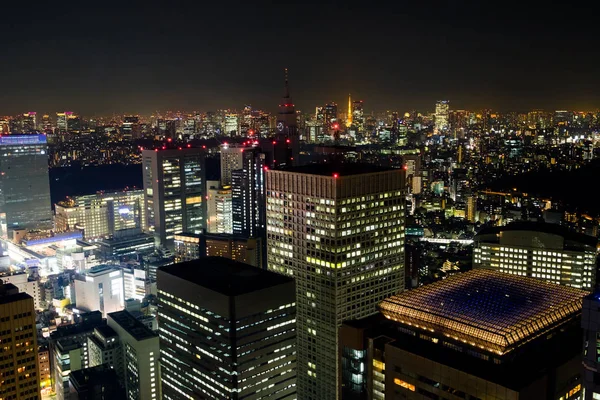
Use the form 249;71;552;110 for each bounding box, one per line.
266;163;405;400
231;148;266;238
434;100;450;134
351;100;364;132
173;232;203;262
466;194;477;223
582;292;600;400
142;147;206;249
224;113;239;135
220;143;244;186
341;270;586;400
107;310;160;400
157;257;297;399
324;102;338;125
0;282;40;400
206;186;233;234
276;68;298;138
473;222;597;290
121;116;140;140
55;190;146;239
87;325;122;375
0;134;52;234
74;265;124;317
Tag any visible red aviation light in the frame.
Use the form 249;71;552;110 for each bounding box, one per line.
333;173;339;179
187;144;191;148
286;139;290;143
167;138;172;142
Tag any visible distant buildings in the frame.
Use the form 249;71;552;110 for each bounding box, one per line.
157;257;297;399
341;270;586;399
473;222;597;290
266;163;405;399
0;282;40;400
142;147;206;249
0;134;52;234
434;100;450;134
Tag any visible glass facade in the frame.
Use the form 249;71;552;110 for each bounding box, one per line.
0;134;52;234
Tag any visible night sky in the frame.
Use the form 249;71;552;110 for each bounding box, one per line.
2;1;599;115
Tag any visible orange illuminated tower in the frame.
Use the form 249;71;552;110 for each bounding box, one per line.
346;93;352;126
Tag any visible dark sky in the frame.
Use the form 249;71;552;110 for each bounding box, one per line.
2;1;600;116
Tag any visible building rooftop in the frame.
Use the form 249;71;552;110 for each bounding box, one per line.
107;310;157;341
158;256;293;296
378;270;587;354
475;221;597;248
280;162;394;177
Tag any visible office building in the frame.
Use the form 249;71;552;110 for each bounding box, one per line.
0;271;44;309
157;257;297;399
220;143;244;186
231;148;266;238
107;310;160;400
324;102;338;125
340;270;586;400
122;266;149;301
87;326;122;375
266;163;405;400
69;365;126;400
173;232;203;262
142;147;206;249
352;100;364;132
473;222;597;290
206;185;233;234
55;190;146;240
205;234;263;268
434;100;450;134
0;283;40;400
74;265;124;317
0;134;52;234
38;344;51;389
582;292;600;399
49;311;106;400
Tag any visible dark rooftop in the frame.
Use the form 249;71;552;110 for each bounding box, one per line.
475;221;598;248
94;325;118;338
0;291;31;305
280;162;395;177
108;310;157;341
158;256;294;296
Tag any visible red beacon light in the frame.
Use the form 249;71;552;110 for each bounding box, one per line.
333;173;339;179
202;145;206;149
167;138;172;142
154;148;158;152
187;144;191;148
263;166;269;171
286;139;290;143
272;141;277;145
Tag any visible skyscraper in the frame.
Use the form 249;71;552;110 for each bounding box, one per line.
231;147;266;238
220;143;244;186
266;163;406;400
0;282;41;400
0;134;52;235
157;257;297;399
434;100;450;134
276;68;298;138
351;100;364;132
142;147;206;249
346;94;352;127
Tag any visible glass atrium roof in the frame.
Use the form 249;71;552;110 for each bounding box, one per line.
379;270;587;354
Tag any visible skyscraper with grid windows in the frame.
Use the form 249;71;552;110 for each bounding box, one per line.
266;164;405;400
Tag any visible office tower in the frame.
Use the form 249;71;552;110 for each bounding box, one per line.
220;143;244;186
55;190;146;239
207;186;233;234
56;112;73;133
0;283;40;400
224;113;239;135
122;267;149;301
324;102;338;126
582;292;600;399
205;234;263;268
69;365;126;400
434;100;450;134
266;164;405;400
19;112;37;132
0;134;52;234
121;116;140;140
107;310;160;400
231;148;266;237
466;194;477;223
351;100;364;132
142;147;206;249
74;265;124;317
340;270;586;400
38;343;51;390
158;257;297;399
473;221;597;290
41;114;52;132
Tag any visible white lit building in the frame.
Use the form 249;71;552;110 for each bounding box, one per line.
207;186;233;234
220;143;244;186
74;265;124;317
473;222;597;290
434;100;450;134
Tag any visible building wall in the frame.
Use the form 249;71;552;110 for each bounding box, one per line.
74;269;124;317
0;291;40;400
266;168;405;400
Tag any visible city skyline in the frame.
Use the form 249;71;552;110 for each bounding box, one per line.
2;2;600;115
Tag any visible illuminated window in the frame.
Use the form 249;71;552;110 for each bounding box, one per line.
394;378;415;391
